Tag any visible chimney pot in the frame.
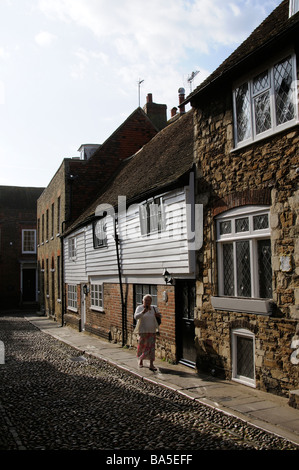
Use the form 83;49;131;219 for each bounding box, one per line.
178;87;185;114
171;107;177;117
146;93;153;104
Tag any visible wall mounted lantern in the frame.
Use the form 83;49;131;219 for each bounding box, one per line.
163;269;173;285
83;284;89;295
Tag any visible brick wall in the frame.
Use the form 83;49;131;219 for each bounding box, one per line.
0;187;43;308
64;282;177;362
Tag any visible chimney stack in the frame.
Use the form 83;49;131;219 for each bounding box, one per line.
171;107;178;118
146;93;153;104
143;93;167;131
178;88;185;115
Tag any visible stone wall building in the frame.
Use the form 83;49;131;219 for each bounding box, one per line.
185;0;298;398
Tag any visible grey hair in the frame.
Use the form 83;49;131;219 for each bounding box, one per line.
143;294;152;302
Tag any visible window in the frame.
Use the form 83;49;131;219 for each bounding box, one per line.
57;256;61;300
134;284;157;309
51;203;54;238
233;54;297;147
289;0;299;17
22;230;36;253
46;209;49;241
67;284;77;310
90;283;104;311
93;218;107;248
57;196;61;235
37;219;40;245
68;238;76;260
139;197;165;235
216;206;272;300
42;214;44;243
232;328;255;387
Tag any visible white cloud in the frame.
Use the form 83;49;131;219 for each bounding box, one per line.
35;30;57;47
36;0;278;72
0;81;5;104
0;46;10;59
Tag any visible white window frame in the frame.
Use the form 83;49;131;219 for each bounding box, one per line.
289;0;299;17
232;328;255;387
139;196;165;236
232;52;298;148
68;237;76;260
90;282;104;312
212;206;273;315
93;218;107;248
22;229;36;254
67;284;77;311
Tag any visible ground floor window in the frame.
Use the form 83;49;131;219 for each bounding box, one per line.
134;284;157;308
134;284;157;324
90;283;104;311
67;284;77;310
232;328;255;387
216;206;272;299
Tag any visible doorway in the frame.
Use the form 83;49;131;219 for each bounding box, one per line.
22;268;36;302
176;279;196;367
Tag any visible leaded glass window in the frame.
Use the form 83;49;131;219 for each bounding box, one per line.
233;54;297;146
235;83;251;142
236;335;254;379
232;328;255;386
236;241;251;297
216;207;272;299
274;57;295;125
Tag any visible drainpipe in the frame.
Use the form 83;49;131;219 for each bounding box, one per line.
60;220;67;327
114;217;126;346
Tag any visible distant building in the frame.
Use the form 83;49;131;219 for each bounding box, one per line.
0;186;44;309
37;103;163;321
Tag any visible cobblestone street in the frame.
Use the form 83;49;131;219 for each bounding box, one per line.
0;314;298;454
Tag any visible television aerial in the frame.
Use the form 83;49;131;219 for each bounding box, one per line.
187;70;199;92
138;78;144;107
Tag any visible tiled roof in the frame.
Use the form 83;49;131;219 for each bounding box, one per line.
64;110;194;234
0;186;44;210
187;0;298;103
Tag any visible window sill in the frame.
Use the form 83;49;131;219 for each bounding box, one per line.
211;296;273;315
67;306;78;313
91;307;105;313
231;121;299;153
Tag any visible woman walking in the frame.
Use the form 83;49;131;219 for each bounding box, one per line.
134;294;161;371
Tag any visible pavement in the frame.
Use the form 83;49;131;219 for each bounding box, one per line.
24;313;299;447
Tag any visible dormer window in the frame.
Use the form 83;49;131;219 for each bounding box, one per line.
139;197;165;236
233;54;297;147
289;0;299;17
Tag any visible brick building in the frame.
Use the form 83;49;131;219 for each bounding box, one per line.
37;102;165;322
62;109;196;364
0;186;44;309
184;0;298;398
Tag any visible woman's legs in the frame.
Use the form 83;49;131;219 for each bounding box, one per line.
137;333;156;369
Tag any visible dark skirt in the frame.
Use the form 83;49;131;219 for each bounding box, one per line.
137;333;156;360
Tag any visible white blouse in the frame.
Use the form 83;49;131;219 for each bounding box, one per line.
134;305;160;333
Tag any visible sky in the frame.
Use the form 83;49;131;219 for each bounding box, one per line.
0;0;282;188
